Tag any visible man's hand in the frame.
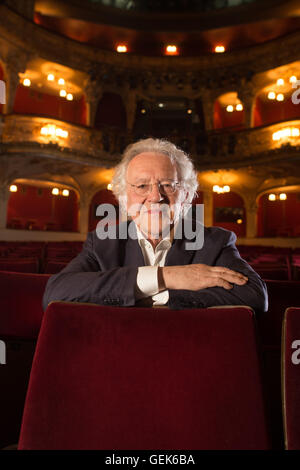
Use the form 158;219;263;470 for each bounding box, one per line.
159;264;248;292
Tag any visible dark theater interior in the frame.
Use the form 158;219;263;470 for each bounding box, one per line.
0;0;300;452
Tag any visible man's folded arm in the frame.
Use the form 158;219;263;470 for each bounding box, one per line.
42;234;138;310
166;231;268;313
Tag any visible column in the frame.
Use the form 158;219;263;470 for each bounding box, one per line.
238;84;257;128
83;78;103;127
0;183;9;229
78;192;90;235
200;90;216;131
3;50;31;115
245;198;258;238
202;190;213;227
123;90;137;131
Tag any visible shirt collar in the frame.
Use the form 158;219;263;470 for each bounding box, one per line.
135;221;178;250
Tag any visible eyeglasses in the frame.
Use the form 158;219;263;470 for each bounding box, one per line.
127;181;180;196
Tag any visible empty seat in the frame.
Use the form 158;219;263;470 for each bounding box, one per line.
0;258;39;273
282;307;300;450
19;303;270;450
0;271;50;448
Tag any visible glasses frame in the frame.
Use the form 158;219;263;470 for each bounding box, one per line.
127;181;181;196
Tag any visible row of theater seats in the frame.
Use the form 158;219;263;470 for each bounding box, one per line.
0;270;299;449
0;241;83;274
0;241;300;280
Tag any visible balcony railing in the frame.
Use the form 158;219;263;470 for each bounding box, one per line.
1;114;300;169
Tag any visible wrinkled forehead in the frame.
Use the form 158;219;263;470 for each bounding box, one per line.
126;152;178;181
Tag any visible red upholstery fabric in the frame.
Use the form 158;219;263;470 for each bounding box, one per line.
0;271;50;448
0;259;39;273
256;280;300;449
18;303;270;450
282;307;300;450
0;271;50;338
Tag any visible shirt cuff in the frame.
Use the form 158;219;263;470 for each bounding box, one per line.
136;266;159;299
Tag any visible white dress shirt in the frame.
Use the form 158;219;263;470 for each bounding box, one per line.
135;225;173;305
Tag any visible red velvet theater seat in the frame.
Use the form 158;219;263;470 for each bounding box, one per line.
18;303;270;450
282;307;300;450
0;271;50;448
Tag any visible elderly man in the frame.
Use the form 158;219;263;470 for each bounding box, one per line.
43;138;268;312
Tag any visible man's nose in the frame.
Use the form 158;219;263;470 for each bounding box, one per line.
147;183;164;202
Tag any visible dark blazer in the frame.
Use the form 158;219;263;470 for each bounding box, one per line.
43;221;268;313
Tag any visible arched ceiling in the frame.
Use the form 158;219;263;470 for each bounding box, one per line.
33;0;300;56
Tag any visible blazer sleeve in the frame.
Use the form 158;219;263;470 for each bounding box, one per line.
168;230;268;314
42;233;138;310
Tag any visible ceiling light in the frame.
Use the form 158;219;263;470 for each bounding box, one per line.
23;78;31;87
268;194;276;201
116;44;127;53
277;78;284;86
107;184;113;191
47;74;55;81
9;184;18;192
268;91;276;100
289;76;297;83
165;45;178;55
58;78;65;85
279;193;287;200
276;93;284;101
226;105;234;112
215;45;225;53
62;189;69;197
66;93;73;101
52;188;59;196
236;103;243;111
158;103;164;108
60;89;67;97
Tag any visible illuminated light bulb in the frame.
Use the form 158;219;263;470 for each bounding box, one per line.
213;185;220;193
9;184;17;192
279;193;287;200
23;78;31;87
226;105;234;112
165;45;178;55
158;103;164;108
60;89;67;97
58;78;65;85
215;45;225;53
55;128;68;138
268;91;276;100
187;109;192;114
107;184;113;191
223;185;230;193
292;127;300;137
116;44;127;53
48;125;56;136
268;194;276;201
289;76;297;83
52;188;59;195
236;219;243;224
276;93;284;101
141;108;146;114
236;103;243;111
47;74;55;81
66;93;73;101
62;189;69;197
40;126;48;136
277;78;284;86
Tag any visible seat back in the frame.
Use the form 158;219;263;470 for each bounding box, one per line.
0;271;50;338
18;302;270;450
282;307;300;450
0;271;50;448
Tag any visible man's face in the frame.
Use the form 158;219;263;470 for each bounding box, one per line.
125;152;186;239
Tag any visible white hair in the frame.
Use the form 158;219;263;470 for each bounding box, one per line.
112;138;198;207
